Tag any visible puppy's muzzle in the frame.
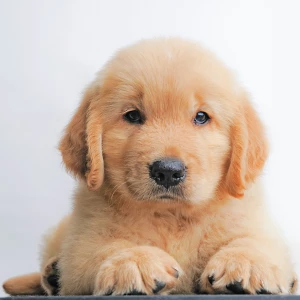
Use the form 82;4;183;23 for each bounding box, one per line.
149;158;186;189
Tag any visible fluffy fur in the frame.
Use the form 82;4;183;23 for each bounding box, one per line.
3;38;297;295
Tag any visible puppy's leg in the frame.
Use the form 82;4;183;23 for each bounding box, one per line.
3;273;44;295
60;240;182;295
200;237;297;294
3;216;68;296
2;257;61;296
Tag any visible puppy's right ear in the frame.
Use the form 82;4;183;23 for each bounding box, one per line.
225;92;268;198
59;86;104;190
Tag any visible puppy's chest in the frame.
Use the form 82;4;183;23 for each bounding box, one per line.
163;222;202;269
122;212;203;268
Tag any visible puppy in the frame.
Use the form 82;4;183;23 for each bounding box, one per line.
3;38;297;295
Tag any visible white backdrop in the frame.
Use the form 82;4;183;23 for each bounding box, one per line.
0;0;299;295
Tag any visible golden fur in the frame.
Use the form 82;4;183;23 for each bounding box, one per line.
3;38;297;295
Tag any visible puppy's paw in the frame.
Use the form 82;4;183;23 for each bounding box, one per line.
200;248;294;294
41;257;60;295
93;246;182;295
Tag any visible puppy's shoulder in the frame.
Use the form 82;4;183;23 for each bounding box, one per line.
72;183;113;218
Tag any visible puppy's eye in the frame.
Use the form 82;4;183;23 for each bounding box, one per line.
124;110;143;124
194;111;210;125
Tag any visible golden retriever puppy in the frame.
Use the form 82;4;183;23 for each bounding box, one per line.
3;38;297;295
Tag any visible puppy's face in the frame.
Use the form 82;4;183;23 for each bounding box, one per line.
60;39;268;204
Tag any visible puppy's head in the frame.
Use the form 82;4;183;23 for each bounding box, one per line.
59;38;268;203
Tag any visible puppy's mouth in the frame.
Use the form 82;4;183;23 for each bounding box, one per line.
159;194;175;200
150;185;186;202
126;180;186;202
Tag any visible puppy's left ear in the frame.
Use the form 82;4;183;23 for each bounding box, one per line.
59;85;104;191
225;92;269;198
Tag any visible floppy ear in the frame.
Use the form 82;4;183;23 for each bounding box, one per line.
225;93;268;198
59;86;104;190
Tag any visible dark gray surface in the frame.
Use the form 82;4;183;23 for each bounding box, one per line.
2;296;300;300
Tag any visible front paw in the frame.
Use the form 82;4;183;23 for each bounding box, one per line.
200;248;296;294
93;246;182;295
41;256;60;295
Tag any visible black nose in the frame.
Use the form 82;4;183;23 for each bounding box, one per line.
149;158;186;188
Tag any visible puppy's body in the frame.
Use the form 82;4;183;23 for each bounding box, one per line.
3;38;297;295
40;181;294;295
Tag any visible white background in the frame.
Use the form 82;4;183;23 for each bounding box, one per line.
0;0;299;295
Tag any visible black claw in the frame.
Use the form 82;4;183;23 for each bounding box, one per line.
208;275;215;285
153;280;166;294
226;281;246;294
291;280;296;289
124;289;147;295
47;274;59;288
173;267;179;278
104;290;113;296
256;288;272;295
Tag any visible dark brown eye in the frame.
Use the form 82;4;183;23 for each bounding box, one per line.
124;110;143;124
194;111;210;125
